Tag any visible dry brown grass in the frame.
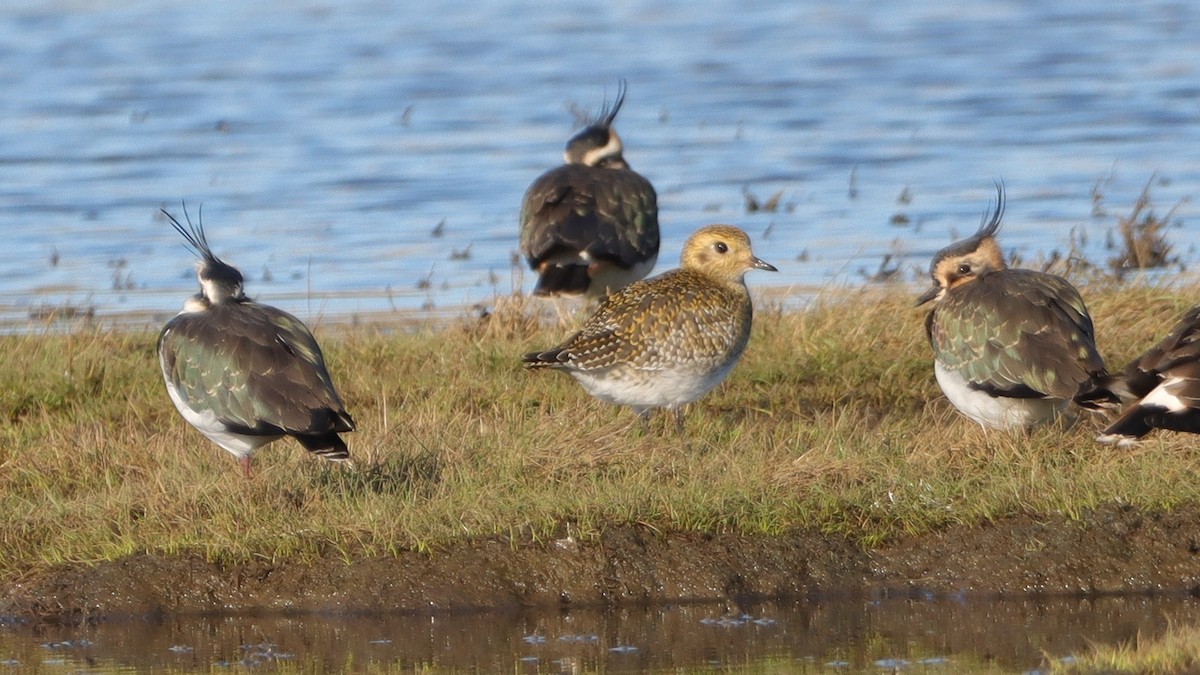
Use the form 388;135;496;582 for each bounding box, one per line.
2;282;1199;580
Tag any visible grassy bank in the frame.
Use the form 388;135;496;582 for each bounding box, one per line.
1;283;1199;580
1056;621;1200;673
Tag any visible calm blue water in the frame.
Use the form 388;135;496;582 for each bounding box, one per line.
1;0;1198;330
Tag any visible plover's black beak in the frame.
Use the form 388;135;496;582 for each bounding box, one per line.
751;256;778;272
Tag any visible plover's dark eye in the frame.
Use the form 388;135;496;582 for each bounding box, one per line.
714;242;728;254
957;263;972;275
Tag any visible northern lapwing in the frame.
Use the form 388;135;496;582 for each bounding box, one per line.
523;225;776;431
916;184;1116;430
1095;305;1200;446
519;80;660;297
157;207;355;477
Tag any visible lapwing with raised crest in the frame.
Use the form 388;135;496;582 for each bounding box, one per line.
524;224;776;432
916;184;1117;430
519;80;660;297
157;206;355;477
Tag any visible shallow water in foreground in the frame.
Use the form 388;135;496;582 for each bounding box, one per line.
4;594;1199;672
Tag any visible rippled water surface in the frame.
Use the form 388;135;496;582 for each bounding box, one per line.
2;0;1198;330
3;595;1199;672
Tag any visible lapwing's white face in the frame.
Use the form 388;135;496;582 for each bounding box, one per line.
581;128;624;168
564;126;625;168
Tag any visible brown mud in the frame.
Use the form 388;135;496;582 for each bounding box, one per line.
6;503;1200;623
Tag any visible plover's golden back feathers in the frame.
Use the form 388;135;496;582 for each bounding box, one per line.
523;224;776;423
526;267;752;373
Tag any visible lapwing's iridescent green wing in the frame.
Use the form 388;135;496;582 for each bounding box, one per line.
930;269;1103;400
159;303;352;436
520;164;659;269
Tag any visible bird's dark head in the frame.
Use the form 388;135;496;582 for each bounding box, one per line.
563;80;629;169
163;204;246;307
916;182;1008;306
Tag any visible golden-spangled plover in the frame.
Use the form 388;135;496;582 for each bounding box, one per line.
519;80;659;297
157;207;355;478
916;184;1117;430
524;224;776;431
1094;305;1200;446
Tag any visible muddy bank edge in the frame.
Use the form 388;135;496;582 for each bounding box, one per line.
6;504;1200;622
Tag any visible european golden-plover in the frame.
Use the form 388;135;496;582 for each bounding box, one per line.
157;207;355;477
523;224;776;430
1094;305;1200;446
519;80;659;297
916;184;1116;430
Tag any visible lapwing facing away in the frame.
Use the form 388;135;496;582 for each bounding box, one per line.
1093;305;1200;446
519;80;660;297
916;185;1117;430
157;207;355;477
523;225;776;432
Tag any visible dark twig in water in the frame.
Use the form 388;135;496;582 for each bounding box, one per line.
743;187;783;213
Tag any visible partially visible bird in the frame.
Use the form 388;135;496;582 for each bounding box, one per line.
523;224;776;431
519;80;659;297
157;207;355;477
916;184;1116;430
1094;305;1200;446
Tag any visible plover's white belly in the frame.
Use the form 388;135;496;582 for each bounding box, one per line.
571;359;736;410
934;361;1065;430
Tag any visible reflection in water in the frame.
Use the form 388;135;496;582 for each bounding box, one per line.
2;595;1197;671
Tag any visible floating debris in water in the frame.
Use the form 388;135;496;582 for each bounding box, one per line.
699;613;764;627
41;639;95;649
168;645;194;653
608;645;638;654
